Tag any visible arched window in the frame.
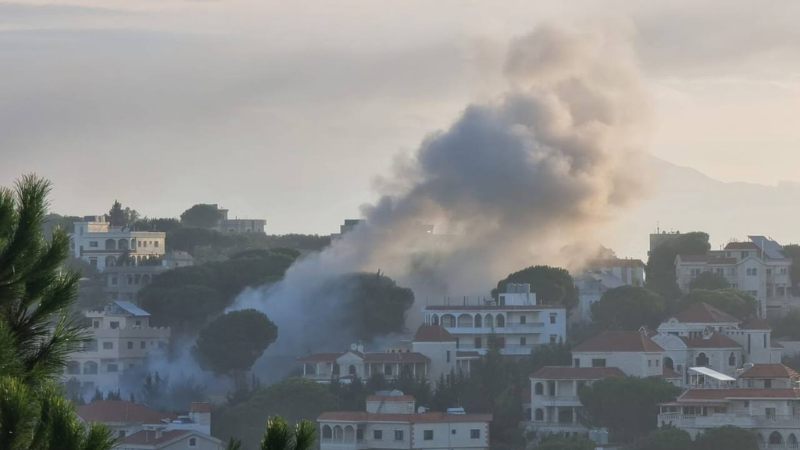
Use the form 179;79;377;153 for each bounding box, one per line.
497;315;506;328
105;239;116;250
322;426;333;439
127;275;134;285
189;437;197;448
348;365;357;376
118;239;129;250
334;426;343;440
485;314;494;328
67;361;81;375
441;314;456;327
695;353;709;367
83;361;98;375
757;434;764;444
475;315;483;328
534;409;544;421
344;426;355;441
728;352;736;367
431;314;439;326
534;382;544;396
663;357;674;370
105;256;117;267
457;314;473;328
769;432;783;445
789;434;797;445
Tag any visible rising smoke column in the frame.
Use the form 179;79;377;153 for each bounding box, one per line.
231;24;651;360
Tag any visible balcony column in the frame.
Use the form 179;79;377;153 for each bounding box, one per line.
413;363;416;377
573;408;578;424
573;380;578;396
303;364;307;376
554;381;559;397
555;406;560;424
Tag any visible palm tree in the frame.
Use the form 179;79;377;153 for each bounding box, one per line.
0;175;115;450
260;417;316;450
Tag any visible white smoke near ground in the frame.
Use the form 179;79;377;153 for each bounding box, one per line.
231;23;652;373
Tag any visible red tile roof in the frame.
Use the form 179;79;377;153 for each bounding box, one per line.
672;302;741;323
363;352;429;363
585;258;645;268
120;430;189;446
413;325;455;343
190;402;210;413
741;317;771;330
707;257;738;265
725;242;760;250
677;254;711;263
318;411;492;423
76;401;175;425
572;331;663;353
679;388;800;400
426;305;565;311
366;395;416;402
530;366;626;380
739;364;800;379
680;333;741;349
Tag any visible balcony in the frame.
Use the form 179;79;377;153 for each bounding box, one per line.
659;413;800;429
535;395;581;406
320;439;368;450
445;322;545;334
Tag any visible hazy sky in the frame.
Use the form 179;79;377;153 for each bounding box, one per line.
2;0;800;240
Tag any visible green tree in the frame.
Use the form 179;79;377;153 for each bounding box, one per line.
108;200;138;228
180;204;222;228
692;426;758;450
0;175;115;450
635;425;692;450
215;378;336;450
781;244;800;295
646;232;710;306
578;376;680;443
335;272;415;342
259;416;315;450
493;266;578;310
142;285;226;334
688;271;729;291
774;310;800;341
529;341;572;374
534;434;596;450
194;309;278;377
676;289;757;319
591;286;665;331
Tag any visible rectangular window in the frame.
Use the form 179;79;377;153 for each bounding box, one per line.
550;314;557;324
656;359;660;367
140;341;146;349
574;358;580;367
648;360;652;367
110;322;119;329
520;316;527;324
135;320;142;327
154;241;159;248
374;430;383;440
107;364;118;372
385;365;393;376
90;258;98;268
767;269;772;275
764;379;772;388
394;430;403;441
103;342;113;350
127;341;133;350
424;430;433;441
93;321;100;329
549;335;557;344
89;241;98;248
471;429;481;439
591;359;606;368
111;276;118;286
118;431;126;438
138;241;142;247
520;337;527;346
474;337;483;349
446;350;451;363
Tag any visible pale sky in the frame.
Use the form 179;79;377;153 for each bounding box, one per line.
2;0;800;246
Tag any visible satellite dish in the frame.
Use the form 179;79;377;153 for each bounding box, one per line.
350;343;358;351
417;406;427;413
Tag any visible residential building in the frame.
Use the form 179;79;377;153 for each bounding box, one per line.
571;331;664;378
318;394;491;450
62;301;170;393
675;235;795;318
104;265;169;302
331;219;367;239
162;251;195;268
76;401;221;449
572;258;645;325
70;216;166;271
423;284;567;356
658;364;800;447
212;205;266;234
529;367;625;436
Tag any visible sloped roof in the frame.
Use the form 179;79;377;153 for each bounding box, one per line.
680;333;741;349
530;366;626;380
120;430;189;447
76;401;175;425
190;402;211;413
662;366;681;379
739;364;800;379
573;331;663;353
318;411;492;423
741;317;771;330
672;303;741;324
413;325;455;343
112;301;151;317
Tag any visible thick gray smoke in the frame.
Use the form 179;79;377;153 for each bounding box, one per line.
231;24;651;369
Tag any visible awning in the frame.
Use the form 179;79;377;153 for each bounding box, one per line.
688;366;736;381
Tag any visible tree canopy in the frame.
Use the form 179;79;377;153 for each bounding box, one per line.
493;265;578;310
533;435;596;450
591;286;665;331
529;341;572;374
781;244;800;296
634;425;692;450
688;271;730;291
676;289;757;319
180;203;222;228
774;310;800;341
646;232;710;306
336;272;415;341
108;200;139;227
194;309;278;376
578;376;680;443
692;426;758;450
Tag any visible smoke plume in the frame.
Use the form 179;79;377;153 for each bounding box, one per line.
231;24;651;366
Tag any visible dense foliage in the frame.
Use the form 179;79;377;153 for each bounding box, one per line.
194;309;278;376
533;434;596;450
688;271;730;291
676;289;757;319
493;266;579;311
591;286;665;331
692;425;758;450
646;231;710;306
578;376;680;443
634;425;692;450
774;310;800;341
180;203;223;228
334;273;415;341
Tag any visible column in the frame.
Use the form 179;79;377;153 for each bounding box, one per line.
554;407;560;425
572;408;578;424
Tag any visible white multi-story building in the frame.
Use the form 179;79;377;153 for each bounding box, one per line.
63;301;170;393
70;216;166;271
318;394;491;450
423;284;567;356
571;331;665;378
573;258;646;325
659;364;800;448
675;236;795;318
103;265;169;303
